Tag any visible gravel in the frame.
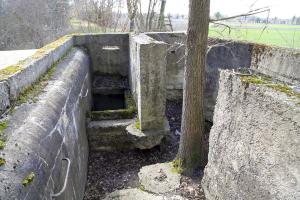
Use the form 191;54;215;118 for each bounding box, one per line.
84;100;208;200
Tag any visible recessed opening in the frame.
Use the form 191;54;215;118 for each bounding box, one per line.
102;46;120;51
93;93;125;111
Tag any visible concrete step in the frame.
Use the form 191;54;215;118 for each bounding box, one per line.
92;74;128;94
87;119;170;151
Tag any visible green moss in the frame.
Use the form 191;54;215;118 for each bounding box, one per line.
91;108;136;120
240;74;300;105
0;65;23;80
22;172;35;187
32;35;72;60
138;184;145;191
0;35;73;81
135;118;141;130
0;140;5;149
91;91;137;120
171;159;184;174
0;157;6;166
240;75;267;84
0;120;8;135
10;49;71;110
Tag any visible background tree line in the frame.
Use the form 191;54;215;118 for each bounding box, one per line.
0;0;169;50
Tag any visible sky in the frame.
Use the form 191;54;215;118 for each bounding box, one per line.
164;0;300;19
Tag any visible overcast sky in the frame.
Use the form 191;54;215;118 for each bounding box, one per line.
163;0;300;19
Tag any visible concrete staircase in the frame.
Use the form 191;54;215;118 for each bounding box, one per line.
87;74;169;151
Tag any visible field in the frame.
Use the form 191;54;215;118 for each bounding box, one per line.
209;23;300;49
70;18;300;49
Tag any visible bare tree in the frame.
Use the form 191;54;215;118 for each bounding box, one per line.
0;0;69;50
127;0;139;31
157;0;166;31
177;0;210;175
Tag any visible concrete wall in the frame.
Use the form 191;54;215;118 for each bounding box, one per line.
0;37;73;115
251;44;300;84
147;32;186;100
0;48;91;200
202;70;300;200
147;33;253;121
74;33;129;76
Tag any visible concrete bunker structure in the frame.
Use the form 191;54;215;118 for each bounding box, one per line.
0;32;299;199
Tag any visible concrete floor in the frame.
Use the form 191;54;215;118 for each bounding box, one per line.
0;49;36;70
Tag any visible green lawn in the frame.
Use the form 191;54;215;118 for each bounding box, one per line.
209;24;300;49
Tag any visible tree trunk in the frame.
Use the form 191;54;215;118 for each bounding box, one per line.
129;18;135;32
177;0;210;175
157;0;166;30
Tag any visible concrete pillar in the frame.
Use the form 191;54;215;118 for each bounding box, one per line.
130;34;168;131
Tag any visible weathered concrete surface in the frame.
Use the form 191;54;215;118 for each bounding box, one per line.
129;34;168;130
0;48;91;200
138;163;181;194
0;49;37;70
202;70;300;200
6;37;73;101
104;188;186;200
87;119;134;151
0;81;9;114
74;33;129;76
146;33;253;121
147;33;186;101
88;118;169;150
251;45;300;84
126;119;169;149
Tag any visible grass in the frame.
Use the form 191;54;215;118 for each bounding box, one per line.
70;18;120;33
209;23;300;48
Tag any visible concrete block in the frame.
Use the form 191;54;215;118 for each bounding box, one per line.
202;70;300;200
130;34;168;131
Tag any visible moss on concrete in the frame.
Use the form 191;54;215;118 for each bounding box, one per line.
0;120;8;135
135;118;141;130
0;157;6;166
22;172;35;187
10;48;71;111
0;35;73;81
171;159;184;174
0;65;23;80
0;140;5;149
240;74;300;104
91;91;136;120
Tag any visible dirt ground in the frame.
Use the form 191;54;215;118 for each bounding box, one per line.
84;100;208;200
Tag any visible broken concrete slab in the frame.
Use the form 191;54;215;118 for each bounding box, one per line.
87;119;169;151
138;163;181;194
87;119;134;151
126;119;170;150
202;70;300;200
104;188;186;200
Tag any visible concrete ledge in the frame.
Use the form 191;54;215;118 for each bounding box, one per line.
0;36;74;116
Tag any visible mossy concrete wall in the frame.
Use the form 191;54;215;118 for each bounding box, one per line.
0;37;73;115
251;44;300;84
0;48;91;199
202;70;300;200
